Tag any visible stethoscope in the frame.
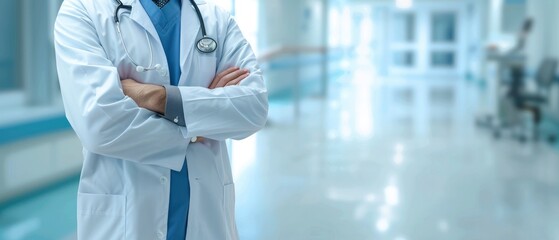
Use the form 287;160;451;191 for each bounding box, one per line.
113;0;218;74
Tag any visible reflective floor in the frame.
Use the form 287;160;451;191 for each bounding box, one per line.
233;61;559;240
2;60;559;240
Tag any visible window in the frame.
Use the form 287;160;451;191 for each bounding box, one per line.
502;0;526;33
234;0;259;53
0;1;21;92
431;51;455;68
393;51;415;67
431;12;456;43
328;8;341;47
0;1;64;115
393;13;415;43
212;0;259;53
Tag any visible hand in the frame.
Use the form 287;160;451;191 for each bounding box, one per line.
209;67;250;89
121;79;166;114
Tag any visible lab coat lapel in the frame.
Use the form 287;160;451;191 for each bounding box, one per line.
179;1;202;84
128;0;161;51
124;0;169;85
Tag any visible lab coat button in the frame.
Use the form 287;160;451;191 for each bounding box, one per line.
160;176;167;184
191;137;198;143
157;231;164;239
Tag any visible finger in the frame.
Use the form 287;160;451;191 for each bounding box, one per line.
216;67;240;79
225;73;249;86
209;78;218;89
211;67;241;89
210;67;239;89
216;69;249;88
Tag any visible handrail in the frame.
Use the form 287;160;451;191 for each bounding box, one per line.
258;46;327;63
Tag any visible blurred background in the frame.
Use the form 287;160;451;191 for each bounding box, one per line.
2;0;559;239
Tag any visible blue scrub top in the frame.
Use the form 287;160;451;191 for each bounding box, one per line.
139;0;189;239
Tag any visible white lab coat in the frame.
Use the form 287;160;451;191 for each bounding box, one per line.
54;0;268;239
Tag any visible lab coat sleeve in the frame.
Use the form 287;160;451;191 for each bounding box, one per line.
54;0;187;171
162;85;186;127
178;16;269;141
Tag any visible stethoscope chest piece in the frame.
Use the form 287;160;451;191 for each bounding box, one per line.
197;36;217;53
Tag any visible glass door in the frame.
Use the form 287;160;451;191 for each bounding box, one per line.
389;12;419;74
386;2;465;77
429;11;459;73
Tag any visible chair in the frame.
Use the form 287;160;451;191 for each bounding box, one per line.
500;58;558;141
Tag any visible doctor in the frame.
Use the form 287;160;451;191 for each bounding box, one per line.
54;0;268;239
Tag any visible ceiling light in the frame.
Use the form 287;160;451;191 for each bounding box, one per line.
396;0;413;9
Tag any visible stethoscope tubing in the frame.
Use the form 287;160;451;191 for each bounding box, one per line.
112;0;218;73
188;0;208;37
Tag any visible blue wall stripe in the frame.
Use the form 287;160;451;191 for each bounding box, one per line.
0;114;71;146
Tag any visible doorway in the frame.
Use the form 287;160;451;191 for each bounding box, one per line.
384;2;467;77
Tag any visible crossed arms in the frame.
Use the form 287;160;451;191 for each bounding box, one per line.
54;0;268;171
121;67;250;115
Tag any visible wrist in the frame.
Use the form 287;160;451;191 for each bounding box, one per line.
142;85;166;114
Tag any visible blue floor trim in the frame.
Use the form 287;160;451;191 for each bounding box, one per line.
0;173;80;211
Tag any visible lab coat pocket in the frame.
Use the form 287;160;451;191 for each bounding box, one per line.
223;183;239;240
77;193;126;240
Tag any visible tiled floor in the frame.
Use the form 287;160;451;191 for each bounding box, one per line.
233;63;559;240
2;61;559;240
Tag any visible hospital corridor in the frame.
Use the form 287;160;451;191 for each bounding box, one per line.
2;0;559;239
